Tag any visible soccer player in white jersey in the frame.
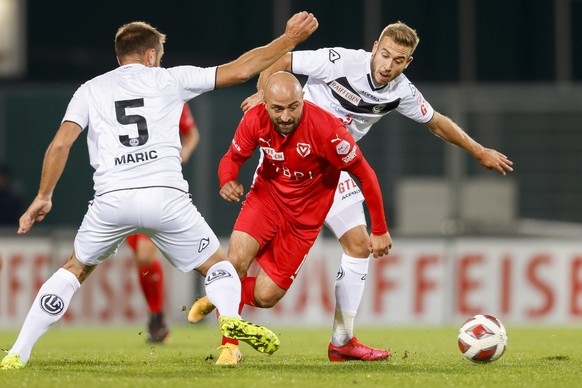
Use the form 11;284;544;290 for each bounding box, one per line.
188;21;514;363
0;13;318;370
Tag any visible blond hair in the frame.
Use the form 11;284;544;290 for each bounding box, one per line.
379;21;419;55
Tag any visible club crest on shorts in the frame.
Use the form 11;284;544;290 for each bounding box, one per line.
40;294;65;315
336;265;345;280
198;237;210;252
296;142;311;158
205;268;233;285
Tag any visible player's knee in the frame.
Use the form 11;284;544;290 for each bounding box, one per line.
254;290;284;308
340;228;371;258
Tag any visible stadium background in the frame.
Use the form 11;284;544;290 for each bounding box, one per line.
1;0;582;328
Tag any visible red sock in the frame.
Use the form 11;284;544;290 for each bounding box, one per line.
221;276;257;346
138;259;164;314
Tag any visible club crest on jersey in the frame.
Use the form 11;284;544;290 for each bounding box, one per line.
40;294;65;315
198;237;210;253
336;140;351;155
296;143;311;158
372;104;386;114
328;49;341;63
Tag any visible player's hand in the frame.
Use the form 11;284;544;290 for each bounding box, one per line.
369;232;392;258
18;196;52;234
241;91;264;113
477;148;514;176
219;180;245;203
284;11;318;45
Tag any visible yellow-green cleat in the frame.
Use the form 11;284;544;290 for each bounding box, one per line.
0;353;26;370
218;316;280;355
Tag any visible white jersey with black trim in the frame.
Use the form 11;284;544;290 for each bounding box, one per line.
292;47;434;142
63;64;216;195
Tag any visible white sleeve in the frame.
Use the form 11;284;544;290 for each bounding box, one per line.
396;82;435;124
62;84;89;130
292;48;343;80
168;65;217;101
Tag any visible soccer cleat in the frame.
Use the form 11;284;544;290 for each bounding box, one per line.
147;312;170;343
0;353;26;370
187;296;216;323
218;316;280;355
215;343;243;365
328;337;390;362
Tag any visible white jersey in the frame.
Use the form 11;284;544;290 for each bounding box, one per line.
292;47;434;142
63;63;216;195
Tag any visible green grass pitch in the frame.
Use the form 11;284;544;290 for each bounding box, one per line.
1;325;582;387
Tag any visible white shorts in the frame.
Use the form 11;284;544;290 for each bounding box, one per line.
324;171;367;239
74;187;220;272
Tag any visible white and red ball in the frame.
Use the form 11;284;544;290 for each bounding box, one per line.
457;314;508;363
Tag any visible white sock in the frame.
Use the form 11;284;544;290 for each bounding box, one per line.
9;268;80;362
204;261;241;318
332;254;369;346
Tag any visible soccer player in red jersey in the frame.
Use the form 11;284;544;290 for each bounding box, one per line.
190;72;392;364
127;103;199;343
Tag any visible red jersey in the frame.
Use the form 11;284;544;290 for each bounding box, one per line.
219;101;387;234
179;103;195;135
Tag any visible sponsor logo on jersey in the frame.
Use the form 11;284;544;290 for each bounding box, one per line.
231;139;241;152
40;294;65;315
329;80;362;105
296;143;311;158
114;150;158;166
198;237;210;253
261;147;285;161
259;137;272;147
341;145;358;163
328;49;341;63
336;140;351;155
358;90;381;102
205;268;233;285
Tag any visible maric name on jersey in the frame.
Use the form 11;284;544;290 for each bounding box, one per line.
115;150;158;166
341;145;357;163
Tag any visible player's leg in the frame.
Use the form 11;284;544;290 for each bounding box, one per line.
151;190;279;357
325;173;390;361
2;192;131;370
132;235;168;343
1;254;94;370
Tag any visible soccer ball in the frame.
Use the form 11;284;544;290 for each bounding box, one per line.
457;314;507;363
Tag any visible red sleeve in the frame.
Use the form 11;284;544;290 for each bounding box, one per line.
218;113;258;187
179;104;195;134
345;157;388;235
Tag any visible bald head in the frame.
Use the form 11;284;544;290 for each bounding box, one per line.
263;72;304;135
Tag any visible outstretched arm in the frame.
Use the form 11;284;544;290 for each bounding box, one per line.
426;112;514;175
216;11;317;88
18;121;82;234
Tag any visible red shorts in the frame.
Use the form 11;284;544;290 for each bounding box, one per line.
126;234;150;253
234;190;322;290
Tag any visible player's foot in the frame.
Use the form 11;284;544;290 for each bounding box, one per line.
218;316;280;355
328;337;390;362
0;353;26;370
147;312;170;343
188;296;216;323
215;343;243;365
